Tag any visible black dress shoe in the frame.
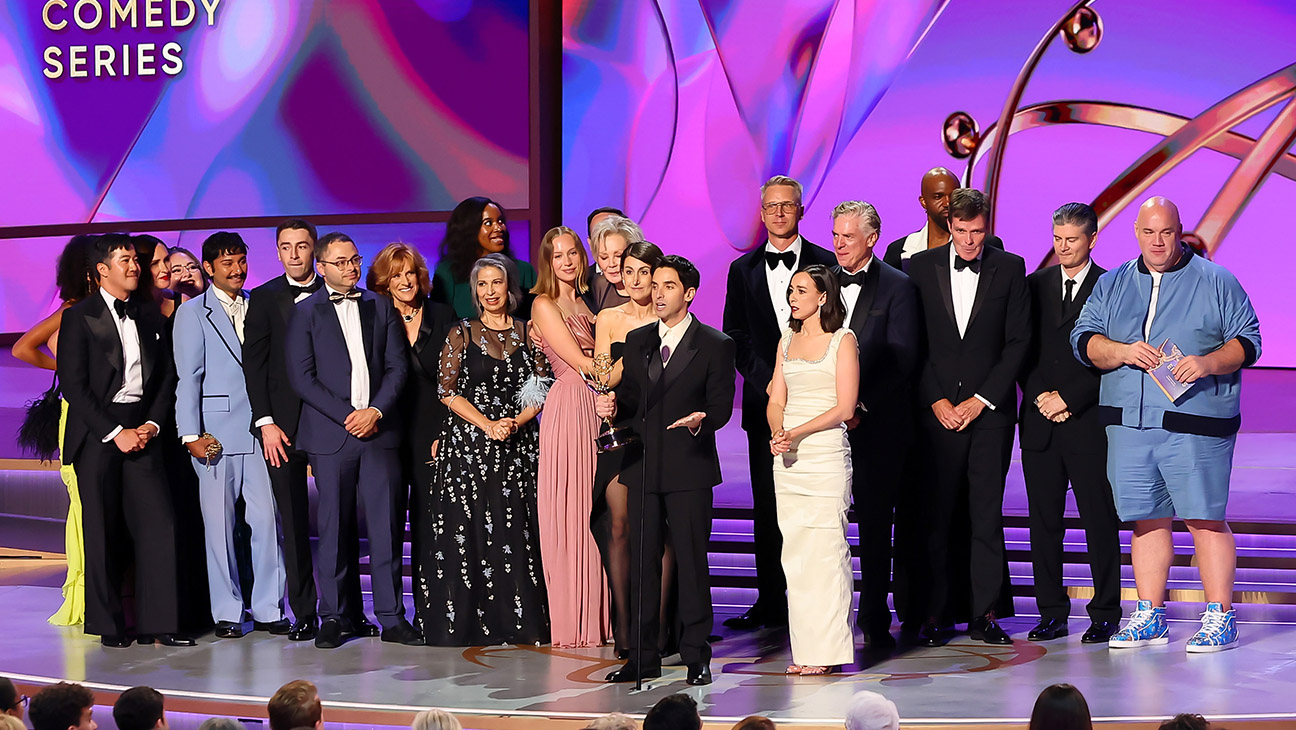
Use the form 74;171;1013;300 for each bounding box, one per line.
1027;618;1069;641
918;622;952;647
315;619;345;649
605;663;661;683
380;620;426;646
100;635;132;648
350;616;381;638
156;634;197;647
969;615;1013;645
1081;620;1118;644
254;619;292;635
288;617;318;642
214;621;245;639
866;630;897;651
722;608;765;630
686;663;713;686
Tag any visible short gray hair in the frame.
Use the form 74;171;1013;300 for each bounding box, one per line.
581;712;637;730
761;175;803;204
197;720;246;730
831;201;881;238
844;691;899;730
590;215;645;256
411;709;463;730
469;253;523;316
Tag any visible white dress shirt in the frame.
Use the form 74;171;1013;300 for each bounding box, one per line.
212;287;248;344
840;255;873;323
948;247;996;410
99;288;154;441
657;312;693;365
289;273;318;304
326;285;372;411
764;237;803;328
1145;270;1163;341
1061;260;1093;303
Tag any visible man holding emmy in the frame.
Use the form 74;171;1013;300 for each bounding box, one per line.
1073;196;1260;652
597;255;735;686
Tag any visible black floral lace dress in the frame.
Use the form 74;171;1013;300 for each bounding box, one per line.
414;318;552;646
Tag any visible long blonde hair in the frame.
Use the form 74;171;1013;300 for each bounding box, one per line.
530;226;589;298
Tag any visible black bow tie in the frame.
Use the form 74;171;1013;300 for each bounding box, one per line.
765;251;796;270
838;269;866;288
291;279;322;296
954;256;981;273
329;290;361;304
112;298;137;320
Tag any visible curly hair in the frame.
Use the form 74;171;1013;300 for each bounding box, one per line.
29;683;94;730
56;234;100;303
440;196;511;281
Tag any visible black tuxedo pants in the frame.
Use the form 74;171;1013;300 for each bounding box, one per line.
264;444;318;622
1021;445;1122;623
628;486;713;671
847;423;906;635
923;419;1015;620
75;417;179;636
744;427;788;619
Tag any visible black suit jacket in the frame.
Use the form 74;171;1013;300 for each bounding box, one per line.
1018;263;1107;452
58;293;176;464
244;276;316;440
723;239;836;430
617;317;736;494
405;298;458;449
908;244;1030;428
833;258;922;419
883;231;1004;272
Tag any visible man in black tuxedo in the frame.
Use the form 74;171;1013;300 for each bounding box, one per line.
598;255;736;686
828;201;921;649
283;232;422;649
1019;203;1121;643
907;188;1030;646
57;234;193;648
721;174;836;630
882;168;1004;272
244;220;375;642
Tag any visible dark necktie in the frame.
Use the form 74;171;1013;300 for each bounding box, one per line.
765;251;795;270
112;298;137;320
661;344;671;364
1064;278;1076;306
329;290;361;304
838;269;866;288
291;279;322;297
954;256;981;273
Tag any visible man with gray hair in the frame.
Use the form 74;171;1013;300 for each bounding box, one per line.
722;174;836;630
844;690;900;730
829;200;921;649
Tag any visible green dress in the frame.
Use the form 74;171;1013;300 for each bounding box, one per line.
433;257;537;319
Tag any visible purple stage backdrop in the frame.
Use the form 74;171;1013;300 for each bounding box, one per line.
0;0;530;331
562;0;1296;367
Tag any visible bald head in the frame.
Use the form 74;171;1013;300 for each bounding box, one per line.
920;167;960;231
1135;196;1184;272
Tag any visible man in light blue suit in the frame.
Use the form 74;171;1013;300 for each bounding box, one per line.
174;232;286;638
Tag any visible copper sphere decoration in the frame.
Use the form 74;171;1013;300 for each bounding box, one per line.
1062;6;1103;54
942;111;980;159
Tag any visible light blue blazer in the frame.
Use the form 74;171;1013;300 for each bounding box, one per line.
174;288;257;455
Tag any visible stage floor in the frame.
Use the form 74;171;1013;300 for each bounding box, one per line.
3;582;1295;727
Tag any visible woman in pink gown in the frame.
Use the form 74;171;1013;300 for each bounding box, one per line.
530;226;611;647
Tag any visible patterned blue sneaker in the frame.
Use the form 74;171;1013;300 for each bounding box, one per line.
1108;600;1169;648
1186;603;1238;653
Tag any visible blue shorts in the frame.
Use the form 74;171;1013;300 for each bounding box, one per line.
1105;426;1236;522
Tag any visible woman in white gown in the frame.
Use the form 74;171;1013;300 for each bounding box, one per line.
767;265;859;675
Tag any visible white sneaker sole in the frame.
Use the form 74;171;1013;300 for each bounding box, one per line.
1108;635;1170;648
1186;640;1238;653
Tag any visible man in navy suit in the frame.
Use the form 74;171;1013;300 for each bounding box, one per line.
828;201;922;649
721;175;837;630
285;232;421;648
174;232;286;639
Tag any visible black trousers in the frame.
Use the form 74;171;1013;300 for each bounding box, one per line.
847;422;906;635
264;444;318;622
923;419;1015;620
75;411;178;637
745;426;787;619
629;486;712;671
1021;445;1122;623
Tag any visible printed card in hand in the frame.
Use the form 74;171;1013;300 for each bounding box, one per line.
1148;338;1192;403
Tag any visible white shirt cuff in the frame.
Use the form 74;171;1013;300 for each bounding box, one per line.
144;420;160;433
103;425;123;443
371;407;383;419
181;434;199;444
974;394;996;410
254;417;275;428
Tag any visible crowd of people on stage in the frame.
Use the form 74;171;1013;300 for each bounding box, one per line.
12;167;1261;682
2;675;1233;730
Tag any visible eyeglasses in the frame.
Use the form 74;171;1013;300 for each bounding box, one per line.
16;695;29;708
170;263;201;275
321;256;364;271
762;201;800;214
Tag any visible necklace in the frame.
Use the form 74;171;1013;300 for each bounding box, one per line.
398;305;419;323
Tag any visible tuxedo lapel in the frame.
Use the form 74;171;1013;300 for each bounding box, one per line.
933;251;956;327
413;300;437;356
1061;266;1101;326
87;298;124;384
359;294;377;364
966;252;999;331
203;290;243;365
137;307;160;387
745;252;779;327
661;318;701;393
848;261;881;333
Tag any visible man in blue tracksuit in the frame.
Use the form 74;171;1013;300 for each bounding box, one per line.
1072;197;1260;652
